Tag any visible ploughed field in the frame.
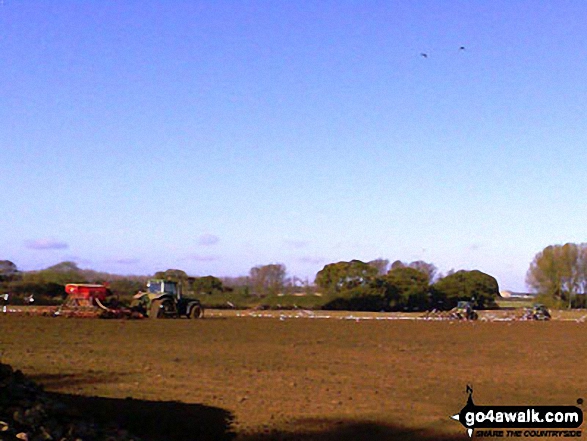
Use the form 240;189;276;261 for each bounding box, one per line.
1;313;586;440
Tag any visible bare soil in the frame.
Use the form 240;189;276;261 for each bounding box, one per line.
1;312;586;440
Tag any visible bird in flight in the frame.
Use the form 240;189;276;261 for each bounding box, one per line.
420;53;428;58
459;46;466;51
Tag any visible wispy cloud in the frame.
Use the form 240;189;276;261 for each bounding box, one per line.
333;241;366;250
112;258;140;265
197;234;220;246
284;239;309;249
183;254;219;262
298;256;324;264
25;238;68;250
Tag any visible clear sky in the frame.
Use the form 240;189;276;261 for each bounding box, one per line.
2;1;586;291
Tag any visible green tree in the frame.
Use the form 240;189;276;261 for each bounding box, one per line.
387;260;437;283
315;260;378;294
46;261;81;273
579;245;587;299
108;279;144;300
25;261;87;285
407;260;437;283
9;281;65;303
384;266;430;311
0;260;18;282
321;284;389;311
526;243;585;308
249;264;286;296
432;270;499;309
390;260;405;271
367;258;389;275
190;276;224;295
154;269;188;281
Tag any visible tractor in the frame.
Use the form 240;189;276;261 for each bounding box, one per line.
131;279;203;319
521;303;551;321
450;301;479;320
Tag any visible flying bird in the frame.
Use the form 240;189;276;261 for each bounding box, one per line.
420;53;428;58
459;46;466;51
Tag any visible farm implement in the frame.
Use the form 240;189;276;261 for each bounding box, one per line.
54;284;134;318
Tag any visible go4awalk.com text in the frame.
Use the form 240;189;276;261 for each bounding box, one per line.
475;429;582;438
451;386;583;438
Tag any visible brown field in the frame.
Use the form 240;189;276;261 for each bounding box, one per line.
1;311;586;440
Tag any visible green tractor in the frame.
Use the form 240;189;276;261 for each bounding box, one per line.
131;279;204;319
521;303;551;321
450;301;479;320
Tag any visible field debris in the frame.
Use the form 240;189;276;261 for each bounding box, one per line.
0;362;140;441
207;307;586;322
5;304;586;322
228;310;461;321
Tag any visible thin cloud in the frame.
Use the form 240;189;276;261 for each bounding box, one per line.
25;238;68;250
197;234;220;246
333;241;365;250
298;256;325;265
183;254;219;262
284;239;309;249
112;258;140;265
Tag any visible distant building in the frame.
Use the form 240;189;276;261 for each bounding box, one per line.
499;290;535;299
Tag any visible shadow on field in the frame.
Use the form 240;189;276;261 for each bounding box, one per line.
239;418;463;441
46;392;236;441
30;371;130;389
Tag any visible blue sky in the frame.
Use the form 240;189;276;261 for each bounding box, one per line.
1;1;586;291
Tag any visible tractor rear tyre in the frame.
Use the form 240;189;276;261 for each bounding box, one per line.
150;299;177;318
162;299;177;318
189;304;204;319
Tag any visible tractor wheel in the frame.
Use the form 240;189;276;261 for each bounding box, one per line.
150;299;176;318
189;304;204;319
161;299;177;318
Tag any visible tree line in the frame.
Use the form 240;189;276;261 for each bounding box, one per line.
0;258;500;311
315;259;498;311
151;260;500;311
0;261;148;304
1;242;582;310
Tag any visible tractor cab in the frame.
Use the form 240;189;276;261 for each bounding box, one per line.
456;301;473;311
147;279;180;299
452;301;478;320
